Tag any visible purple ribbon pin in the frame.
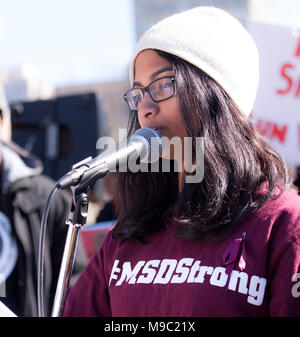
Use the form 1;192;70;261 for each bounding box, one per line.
223;232;246;275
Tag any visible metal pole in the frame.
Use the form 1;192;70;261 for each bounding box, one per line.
51;192;89;317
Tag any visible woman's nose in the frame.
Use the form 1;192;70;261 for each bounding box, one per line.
138;92;159;120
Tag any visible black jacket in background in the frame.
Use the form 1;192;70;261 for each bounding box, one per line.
0;142;88;316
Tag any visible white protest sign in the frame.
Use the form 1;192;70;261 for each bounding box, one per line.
247;21;300;166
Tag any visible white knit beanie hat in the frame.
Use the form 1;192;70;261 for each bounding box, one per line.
129;6;259;118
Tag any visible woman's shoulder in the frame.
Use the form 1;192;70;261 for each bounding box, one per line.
99;226;119;249
239;187;300;244
275;187;300;205
96;225;137;257
251;187;300;243
257;187;300;218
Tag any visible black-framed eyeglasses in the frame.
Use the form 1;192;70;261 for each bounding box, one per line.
123;76;176;111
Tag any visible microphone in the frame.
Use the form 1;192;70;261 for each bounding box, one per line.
56;128;163;190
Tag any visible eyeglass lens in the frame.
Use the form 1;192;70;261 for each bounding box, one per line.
125;77;174;110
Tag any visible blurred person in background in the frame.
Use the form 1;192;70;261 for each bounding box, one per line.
0;99;87;317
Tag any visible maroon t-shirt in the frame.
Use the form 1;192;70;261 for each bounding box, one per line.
63;189;300;317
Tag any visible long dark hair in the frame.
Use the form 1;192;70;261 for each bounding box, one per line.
112;50;290;242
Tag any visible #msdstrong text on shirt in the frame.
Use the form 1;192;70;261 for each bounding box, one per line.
109;258;267;306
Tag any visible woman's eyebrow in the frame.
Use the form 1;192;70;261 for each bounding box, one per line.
150;66;174;80
133;66;174;87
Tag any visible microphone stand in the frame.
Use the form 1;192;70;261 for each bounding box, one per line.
51;189;89;317
50;160;108;317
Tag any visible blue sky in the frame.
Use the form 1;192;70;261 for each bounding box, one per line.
0;0;135;87
0;0;299;88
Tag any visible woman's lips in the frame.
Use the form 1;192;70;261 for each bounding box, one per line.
155;127;164;135
146;125;164;134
